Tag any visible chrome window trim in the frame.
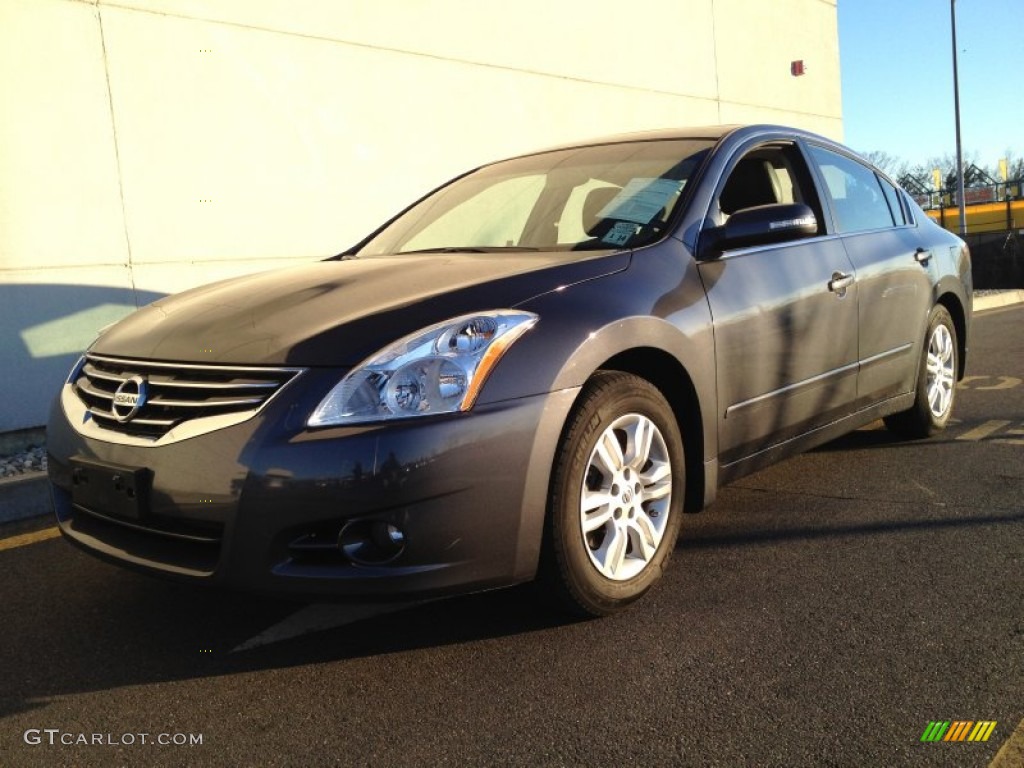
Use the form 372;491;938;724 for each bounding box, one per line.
714;232;844;260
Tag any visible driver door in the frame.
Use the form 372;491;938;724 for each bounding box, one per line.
698;142;860;469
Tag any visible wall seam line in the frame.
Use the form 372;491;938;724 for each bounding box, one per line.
711;0;722;124
95;0;722;106
96;5;138;306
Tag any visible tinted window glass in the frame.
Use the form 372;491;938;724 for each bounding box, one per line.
809;145;895;233
358;140;712;255
878;175;906;225
899;189;917;225
715;143;825;235
401;175;546;252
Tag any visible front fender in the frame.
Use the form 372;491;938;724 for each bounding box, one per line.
479;241;718;466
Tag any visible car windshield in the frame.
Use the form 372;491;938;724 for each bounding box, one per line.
356;139;713;256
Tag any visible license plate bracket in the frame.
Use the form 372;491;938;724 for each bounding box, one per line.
70;458;152;521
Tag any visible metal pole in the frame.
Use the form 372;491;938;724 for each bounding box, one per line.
951;0;967;236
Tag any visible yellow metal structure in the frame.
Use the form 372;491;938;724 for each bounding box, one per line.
926;199;1024;234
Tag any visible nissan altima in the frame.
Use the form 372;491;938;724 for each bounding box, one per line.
47;124;972;616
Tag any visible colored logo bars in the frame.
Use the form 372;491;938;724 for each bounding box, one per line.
920;721;997;743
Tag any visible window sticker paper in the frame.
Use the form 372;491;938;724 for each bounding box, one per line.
601;221;641;246
597;178;685;225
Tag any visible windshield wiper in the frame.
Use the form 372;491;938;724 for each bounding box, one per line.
397;246;542;254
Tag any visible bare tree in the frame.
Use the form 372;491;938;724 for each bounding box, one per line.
860;150;910;180
920;152;991;190
994;150;1024;182
857;148;1021;188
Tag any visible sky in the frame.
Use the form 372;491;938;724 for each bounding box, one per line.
839;0;1024;171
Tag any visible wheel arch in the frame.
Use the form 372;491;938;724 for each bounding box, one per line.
935;290;968;379
597;348;706;514
510;314;718;583
535;313;718;515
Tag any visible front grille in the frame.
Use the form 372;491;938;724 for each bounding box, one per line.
72;354;302;439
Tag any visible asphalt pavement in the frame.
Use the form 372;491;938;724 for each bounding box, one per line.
0;303;1021;767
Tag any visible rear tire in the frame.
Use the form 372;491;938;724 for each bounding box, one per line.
884;304;958;439
542;372;684;617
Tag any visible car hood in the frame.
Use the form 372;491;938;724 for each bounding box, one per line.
90;251;629;366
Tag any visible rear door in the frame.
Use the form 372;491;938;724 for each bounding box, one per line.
697;142;860;467
806;144;935;405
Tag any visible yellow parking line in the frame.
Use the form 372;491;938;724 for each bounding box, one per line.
957;420;1011;441
0;526;61;552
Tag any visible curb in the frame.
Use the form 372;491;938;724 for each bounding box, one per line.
0;472;52;525
989;719;1024;768
975;289;1024;312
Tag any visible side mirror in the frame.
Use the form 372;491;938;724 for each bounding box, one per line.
717;203;818;252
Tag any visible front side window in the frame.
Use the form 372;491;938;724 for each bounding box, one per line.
809;145;896;233
357;140;713;256
714;142;825;234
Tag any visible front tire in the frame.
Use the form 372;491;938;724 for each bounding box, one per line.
884;304;958;439
543;372;684;617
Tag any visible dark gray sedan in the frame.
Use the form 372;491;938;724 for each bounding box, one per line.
47;124;971;616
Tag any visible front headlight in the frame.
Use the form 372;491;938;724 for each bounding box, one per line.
308;310;539;426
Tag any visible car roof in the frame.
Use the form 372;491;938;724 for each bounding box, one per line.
509;123;839;160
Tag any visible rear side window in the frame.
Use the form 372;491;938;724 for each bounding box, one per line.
809;145;896;233
877;176;906;226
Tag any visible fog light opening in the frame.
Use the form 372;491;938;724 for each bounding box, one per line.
338;520;406;565
377;523;405;549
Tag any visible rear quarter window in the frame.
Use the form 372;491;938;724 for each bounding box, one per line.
878;176;906;226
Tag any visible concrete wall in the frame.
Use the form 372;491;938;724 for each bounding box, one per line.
0;0;841;432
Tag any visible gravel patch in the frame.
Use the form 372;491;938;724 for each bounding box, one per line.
0;445;47;479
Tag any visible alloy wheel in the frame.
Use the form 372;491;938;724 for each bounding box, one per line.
926;323;955;419
579;413;672;581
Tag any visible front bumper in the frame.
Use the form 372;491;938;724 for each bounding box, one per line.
47;368;576;599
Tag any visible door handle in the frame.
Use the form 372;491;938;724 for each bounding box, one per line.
828;271;855;295
914;247;932;264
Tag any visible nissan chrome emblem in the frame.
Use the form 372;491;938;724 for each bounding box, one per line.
111;375;148;423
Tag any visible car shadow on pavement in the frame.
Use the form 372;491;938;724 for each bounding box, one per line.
2;416;1015;720
810;424;905;452
678;506;1024;552
813;418;1015;452
0;539;583;720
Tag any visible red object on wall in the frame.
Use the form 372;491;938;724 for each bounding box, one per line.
791;60;806;76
